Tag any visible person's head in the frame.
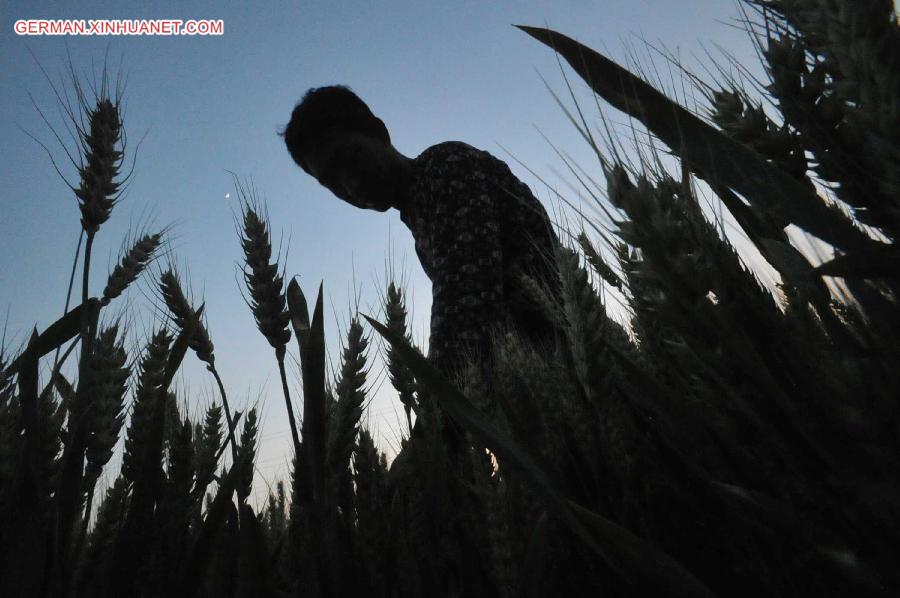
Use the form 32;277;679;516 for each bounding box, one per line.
280;85;410;212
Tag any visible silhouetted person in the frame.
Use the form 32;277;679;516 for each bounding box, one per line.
281;85;562;387
282;85;564;596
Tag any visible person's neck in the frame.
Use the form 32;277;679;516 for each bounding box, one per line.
390;150;416;212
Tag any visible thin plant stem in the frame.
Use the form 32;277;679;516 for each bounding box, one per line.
79;231;96;361
72;230;95;538
209;365;239;465
39;335;80;403
52;230;84;375
276;346;301;456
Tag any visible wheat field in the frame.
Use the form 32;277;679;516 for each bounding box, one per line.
1;2;899;596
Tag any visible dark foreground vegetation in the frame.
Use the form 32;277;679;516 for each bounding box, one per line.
1;2;898;596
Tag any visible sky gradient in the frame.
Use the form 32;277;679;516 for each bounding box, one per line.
1;0;762;505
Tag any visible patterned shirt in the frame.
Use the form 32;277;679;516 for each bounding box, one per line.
399;141;562;378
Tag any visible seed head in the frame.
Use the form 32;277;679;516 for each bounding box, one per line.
327;319;369;490
84;325;129;484
75;98;124;234
102;233;162;305
122;328;172;486
159;269;215;366
384;282;417;419
237;407;259;500
577;231;622;289
240;207;291;350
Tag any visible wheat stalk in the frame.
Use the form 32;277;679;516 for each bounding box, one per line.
164;413;195;506
327;318;369;490
192;403;223;503
577;230;623;289
239;205;291;351
352;428;388;589
236;407;258;502
75;97;124;235
73;476;129;596
384;282;417;432
236;182;299;456
81;324;128;534
121;329;172;486
67;86;129;506
158;269;214;365
158;268;239;464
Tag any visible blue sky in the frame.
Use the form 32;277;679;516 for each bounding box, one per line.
1;0;761;504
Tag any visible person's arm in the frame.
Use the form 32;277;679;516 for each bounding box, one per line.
425;154;506;377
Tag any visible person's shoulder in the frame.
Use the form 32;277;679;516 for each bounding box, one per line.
415;140;484;165
415;141;514;179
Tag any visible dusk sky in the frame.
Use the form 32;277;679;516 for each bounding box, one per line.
1;0;763;505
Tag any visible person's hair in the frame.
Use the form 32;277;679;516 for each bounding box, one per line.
279;85;390;172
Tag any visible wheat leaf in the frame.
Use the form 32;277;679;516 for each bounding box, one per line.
569;500;718;598
292;281;326;503
515;25;870;254
814;245;900;280
286;277;311;347
363;315;700;597
0;334;46;598
179;465;238;595
2;299;99;377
